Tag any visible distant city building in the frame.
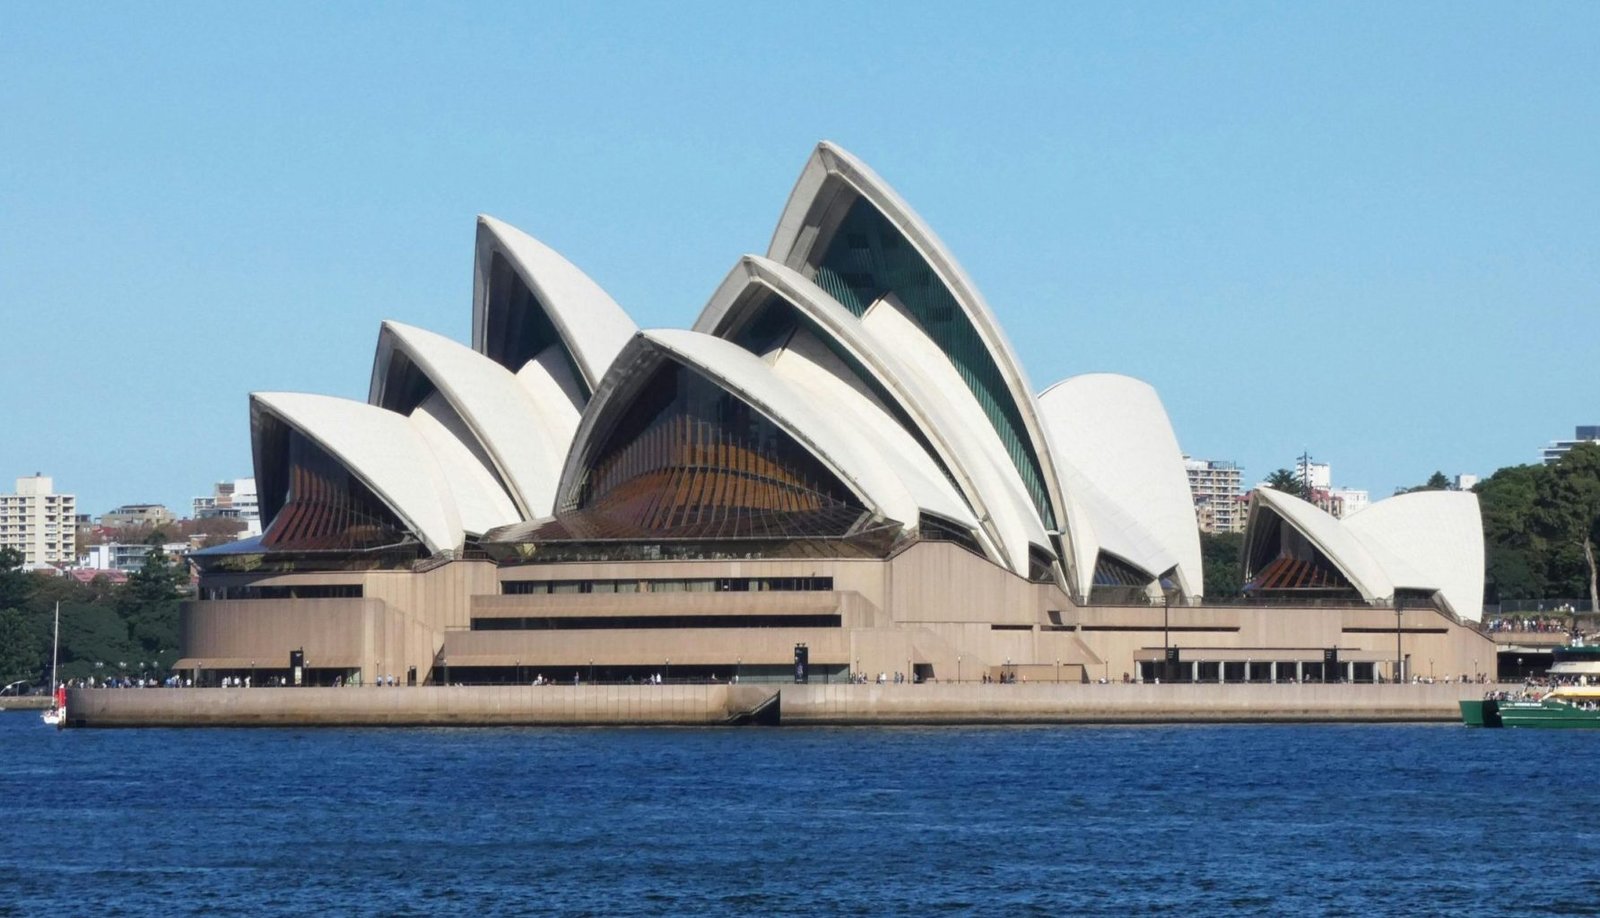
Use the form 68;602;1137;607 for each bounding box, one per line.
79;541;189;573
1327;487;1369;518
1272;459;1366;520
1185;457;1246;533
1541;426;1600;465
1454;473;1479;491
0;475;77;570
193;477;261;537
100;503;177;529
1292;460;1331;491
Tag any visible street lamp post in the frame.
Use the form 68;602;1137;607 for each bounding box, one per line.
1056;659;1060;684
736;657;741;684
957;655;961;684
1395;594;1404;685
664;659;670;683
1163;592;1172;683
589;659;594;684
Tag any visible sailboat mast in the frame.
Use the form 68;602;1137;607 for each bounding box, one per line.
51;601;60;691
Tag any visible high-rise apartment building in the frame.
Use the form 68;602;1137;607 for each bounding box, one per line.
0;475;77;570
193;477;261;537
1185;457;1245;533
1541;426;1600;465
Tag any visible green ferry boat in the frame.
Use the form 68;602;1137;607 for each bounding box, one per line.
1462;644;1600;728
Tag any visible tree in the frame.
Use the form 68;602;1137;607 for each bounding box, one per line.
1264;469;1307;500
0;608;40;684
1397;471;1452;494
0;546;27;611
1476;464;1547;602
117;547;185;661
1535;443;1600;611
1200;532;1245;598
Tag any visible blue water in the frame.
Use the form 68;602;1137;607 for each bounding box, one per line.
1;711;1594;915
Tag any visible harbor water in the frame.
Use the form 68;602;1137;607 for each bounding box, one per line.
1;710;1592;915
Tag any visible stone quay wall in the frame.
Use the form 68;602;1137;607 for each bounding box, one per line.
64;684;775;728
63;682;1481;728
781;682;1480;724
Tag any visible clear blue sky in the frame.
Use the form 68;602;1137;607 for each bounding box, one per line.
3;3;1596;517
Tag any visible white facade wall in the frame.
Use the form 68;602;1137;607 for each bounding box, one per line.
1541;426;1600;465
194;477;263;538
0;476;76;570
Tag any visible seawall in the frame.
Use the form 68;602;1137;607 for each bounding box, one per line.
64;682;1480;728
64;684;777;728
2;696;52;710
780;682;1479;724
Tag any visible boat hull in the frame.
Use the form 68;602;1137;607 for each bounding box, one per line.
1498;701;1600;729
1459;699;1502;727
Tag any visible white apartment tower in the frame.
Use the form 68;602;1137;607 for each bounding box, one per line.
0;475;77;570
1185;458;1245;533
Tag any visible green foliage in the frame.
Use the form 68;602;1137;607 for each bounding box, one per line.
1534;443;1600;604
0;546;28;610
0;547;188;685
1200;532;1245;598
1264;469;1307;500
1476;444;1600;605
118;548;186;663
1397;470;1453;494
0;608;39;684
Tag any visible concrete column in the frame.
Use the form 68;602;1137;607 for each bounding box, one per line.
1346;661;1355;683
1296;661;1304;683
1270;662;1278;684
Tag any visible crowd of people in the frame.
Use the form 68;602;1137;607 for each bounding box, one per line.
1486;615;1579;634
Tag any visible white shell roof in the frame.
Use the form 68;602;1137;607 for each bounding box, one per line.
251;392;464;554
557;329;922;528
1342;491;1485;621
766;141;1071;544
1038;374;1205;601
408;392;520;535
693;255;1005;564
472;214;636;392
1250;487;1394;604
371;321;576;518
861;294;1053;576
1250;487;1484;620
766;327;980;533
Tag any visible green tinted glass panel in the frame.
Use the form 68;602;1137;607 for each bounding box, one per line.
811;198;1055;528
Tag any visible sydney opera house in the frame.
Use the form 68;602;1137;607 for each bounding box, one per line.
183;142;1494;686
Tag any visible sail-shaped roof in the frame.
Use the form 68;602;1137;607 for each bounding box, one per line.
472;215;636;395
765;142;1071;552
1038;374;1204;602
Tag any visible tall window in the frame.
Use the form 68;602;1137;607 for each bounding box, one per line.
809;197;1055;528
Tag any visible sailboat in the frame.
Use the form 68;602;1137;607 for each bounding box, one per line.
41;602;63;728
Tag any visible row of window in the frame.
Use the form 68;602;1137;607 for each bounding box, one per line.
472;613;842;631
502;577;835;595
202;584;364;601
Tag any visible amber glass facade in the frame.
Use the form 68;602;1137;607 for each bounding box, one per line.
563;360;868;540
257;425;416;552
